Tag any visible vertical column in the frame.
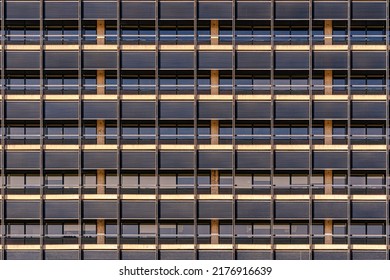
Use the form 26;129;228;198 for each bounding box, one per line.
96;20;105;244
97;20;105;45
210;20;219;45
324;20;333;244
324;20;332;45
210;21;219;244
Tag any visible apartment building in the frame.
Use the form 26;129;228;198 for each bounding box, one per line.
0;0;389;260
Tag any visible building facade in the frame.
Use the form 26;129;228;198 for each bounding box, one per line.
0;0;389;260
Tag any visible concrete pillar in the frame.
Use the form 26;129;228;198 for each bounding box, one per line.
97;219;105;244
324;70;332;96
324;120;333;145
210;219;219;244
324;20;332;45
323;21;333;243
210;20;219;45
210;20;219;243
324;219;333;244
97;20;105;45
96;20;106;244
97;70;105;95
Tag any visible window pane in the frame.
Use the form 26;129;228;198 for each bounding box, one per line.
367;224;384;235
312;224;324;235
219;224;232;235
64;175;78;186
177;224;193;235
198;224;210;235
8;175;24;186
235;175;251;188
47;224;62;235
140;224;155;235
64;224;78;235
122;175;138;187
291;175;307;185
159;175;176;187
350;175;365;185
46;175;62;185
236;224;252;235
139;175;155;187
274;224;289;235
122;224;138;235
333;224;347;235
25;175;40;186
367;175;384;185
351;224;365;235
253;224;270;235
160;224;176;235
253;175;270;185
291;224;308;235
274;175;289;186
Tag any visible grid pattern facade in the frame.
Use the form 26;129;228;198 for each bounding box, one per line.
0;0;390;260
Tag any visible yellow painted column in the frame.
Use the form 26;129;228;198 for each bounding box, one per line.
97;20;105;45
210;21;219;244
210;20;219;45
324;21;333;244
96;219;105;244
324;20;332;46
96;20;106;244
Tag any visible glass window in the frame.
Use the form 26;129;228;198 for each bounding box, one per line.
291;175;307;185
312;224;324;235
274;224;289;235
140;224;155;235
160;175;176;187
333;126;346;135
83;174;96;186
253;175;270;185
235;175;251;188
333;174;347;185
25;175;40;187
105;224;117;235
311;175;324;185
122;224;138;235
46;175;62;185
367;175;384;185
333;224;347;235
291;224;308;235
105;175;117;187
160;224;176;235
198;224;210;235
253;224;270;235
351;127;365;135
121;175;138;187
219;224;233;235
274;175;289;186
8;175;24;186
367;224;384;235
367;127;383;136
177;224;193;235
64;175;78;186
9;224;24;235
64;224;78;236
177;175;194;185
83;224;96;235
197;175;210;185
139;175;155;187
351;224;365;235
236;224;252;235
350;175;365;185
219;174;233;185
47;224;62;235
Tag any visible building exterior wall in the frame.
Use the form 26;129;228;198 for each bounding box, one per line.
0;0;389;260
